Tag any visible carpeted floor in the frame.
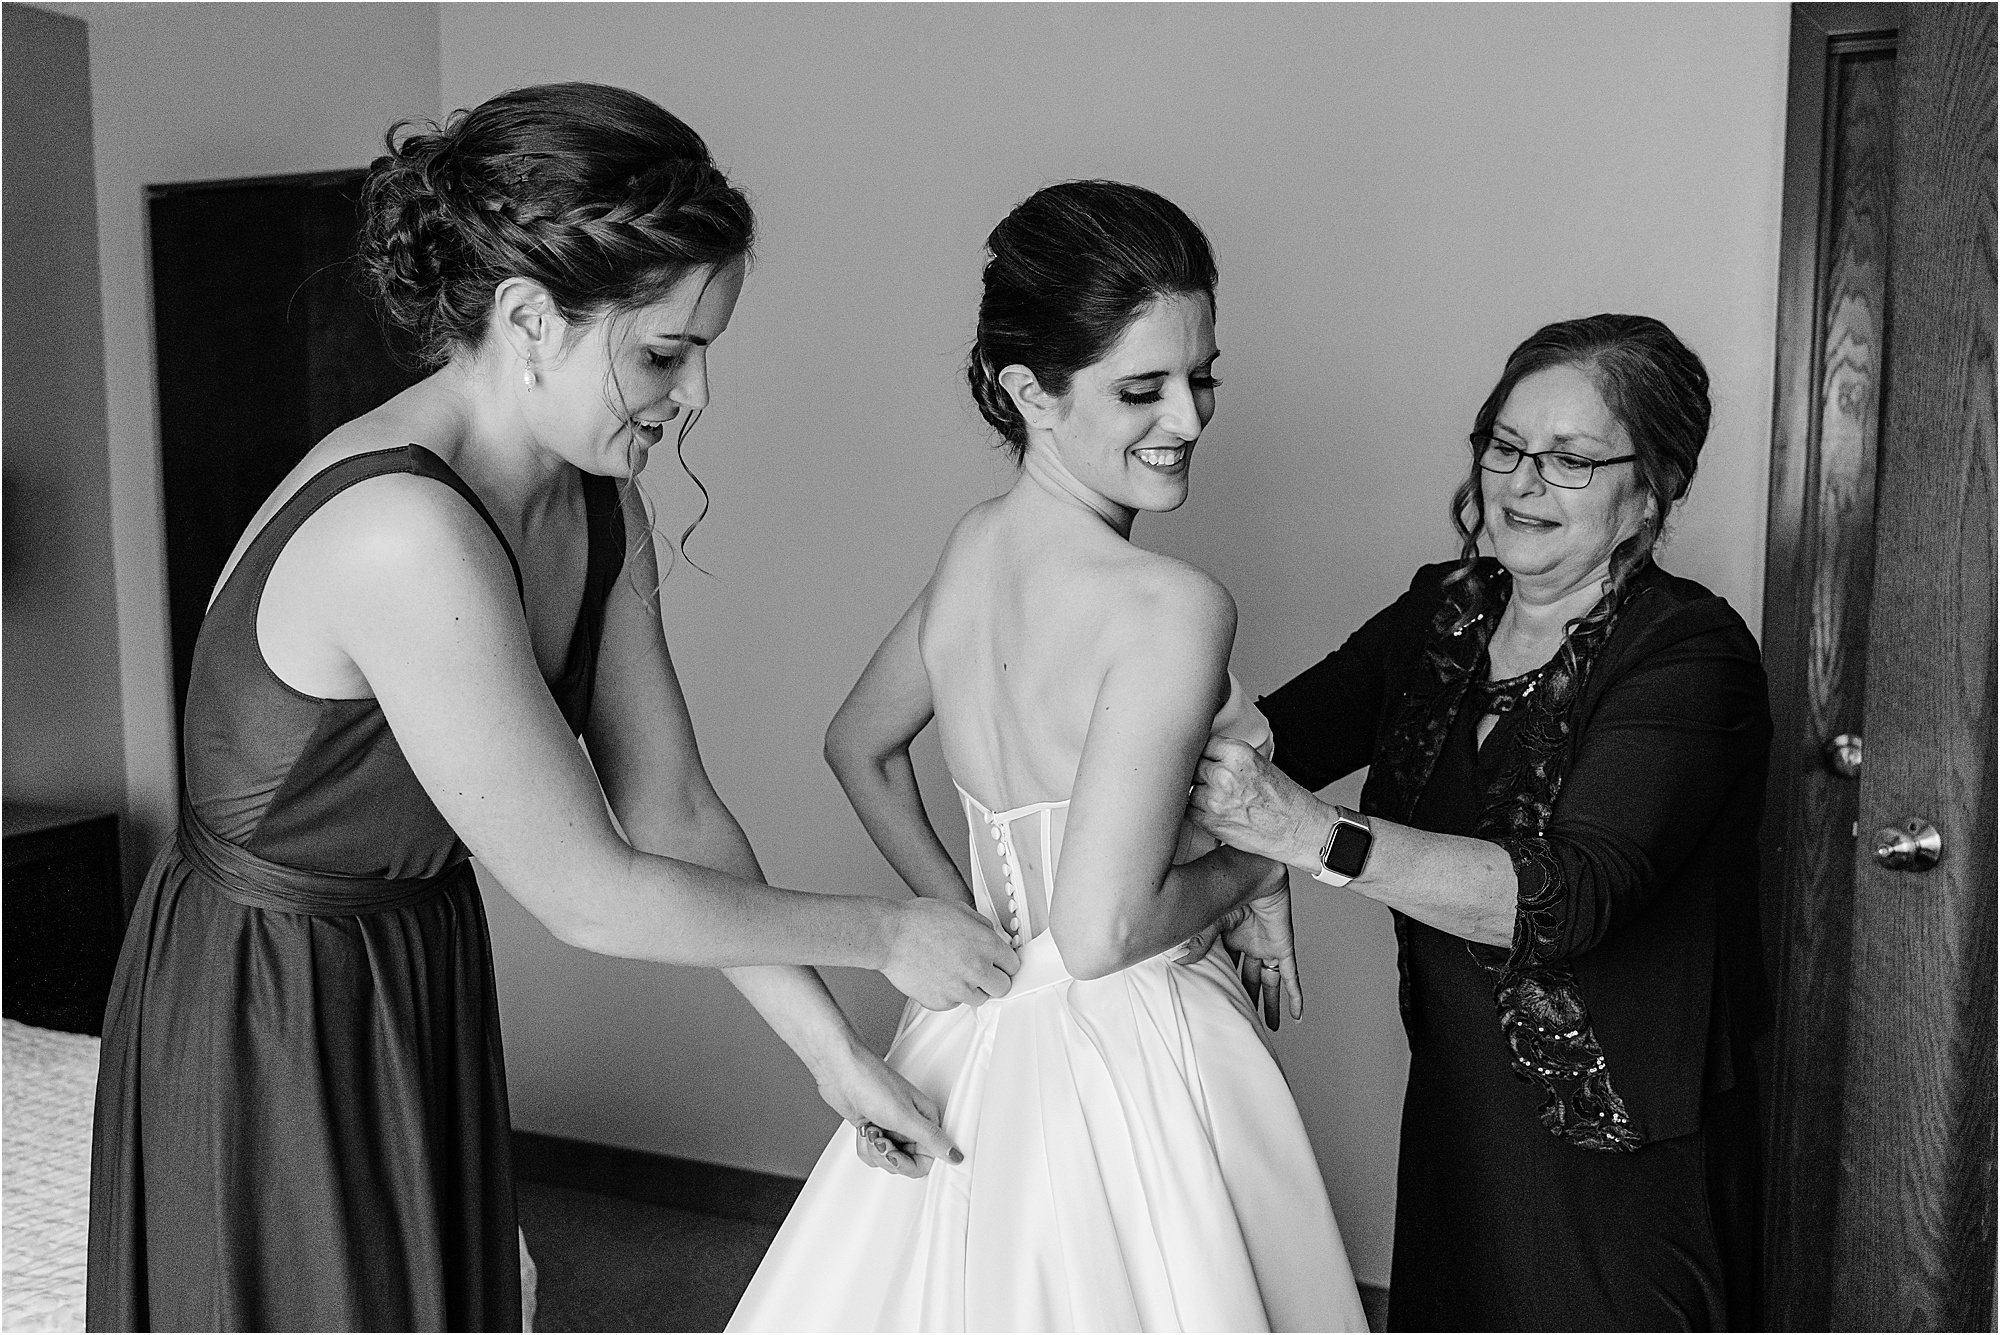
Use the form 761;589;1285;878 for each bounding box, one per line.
518;1176;1390;1332
518;1179;778;1332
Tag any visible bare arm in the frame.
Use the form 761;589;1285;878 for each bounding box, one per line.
1189;736;1514;944
301;476;1015;1007
1345;821;1515;944
823;588;976;910
1052;570;1288;980
582;493;973;1174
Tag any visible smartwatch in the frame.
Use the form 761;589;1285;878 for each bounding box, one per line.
1310;805;1374;887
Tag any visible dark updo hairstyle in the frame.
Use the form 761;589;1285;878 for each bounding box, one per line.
358;81;754;369
1448;313;1712;649
968;180;1218;462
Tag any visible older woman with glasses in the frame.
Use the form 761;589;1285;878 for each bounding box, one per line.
1189;314;1771;1330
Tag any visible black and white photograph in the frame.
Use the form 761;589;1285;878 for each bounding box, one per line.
2;3;1993;1332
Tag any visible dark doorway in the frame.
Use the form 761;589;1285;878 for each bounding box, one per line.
148;169;422;732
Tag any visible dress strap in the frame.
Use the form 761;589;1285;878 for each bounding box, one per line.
579;470;628;600
177;793;460;916
218;445;525;615
401;445;526;603
546;470;628;734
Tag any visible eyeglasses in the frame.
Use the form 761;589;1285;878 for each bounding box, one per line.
1469;432;1637;490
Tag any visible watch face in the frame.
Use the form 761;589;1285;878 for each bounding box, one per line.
1326;822;1371;878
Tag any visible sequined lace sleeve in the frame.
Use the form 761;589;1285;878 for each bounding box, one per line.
1479;608;1769;1151
1485;833;1641;1150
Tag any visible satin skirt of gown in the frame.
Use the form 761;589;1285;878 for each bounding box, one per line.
730;688;1366;1332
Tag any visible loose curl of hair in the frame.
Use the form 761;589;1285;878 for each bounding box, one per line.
357;82;755;583
967;181;1218;463
1447;314;1712;667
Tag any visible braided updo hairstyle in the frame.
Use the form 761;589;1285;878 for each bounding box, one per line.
1447;313;1712;653
968;181;1217;463
358;82;754;368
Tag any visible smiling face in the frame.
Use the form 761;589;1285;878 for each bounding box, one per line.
1033;292;1219;515
527;256;746;478
1481;363;1654;595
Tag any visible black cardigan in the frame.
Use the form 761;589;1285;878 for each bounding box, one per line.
1258;560;1772;1145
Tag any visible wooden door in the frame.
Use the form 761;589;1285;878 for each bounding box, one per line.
1833;5;1997;1327
1761;4;1998;1329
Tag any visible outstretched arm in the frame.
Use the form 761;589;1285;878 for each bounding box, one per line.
304;475;1016;1008
824;587;977;910
583;492;971;1175
1191;736;1513;944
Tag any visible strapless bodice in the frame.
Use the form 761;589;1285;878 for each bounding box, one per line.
953;672;1271;956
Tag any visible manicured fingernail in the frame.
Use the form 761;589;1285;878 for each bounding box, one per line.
948;1148;964;1165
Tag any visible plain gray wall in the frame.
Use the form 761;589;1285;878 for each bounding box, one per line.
444;3;1788;1287
2;3;125;820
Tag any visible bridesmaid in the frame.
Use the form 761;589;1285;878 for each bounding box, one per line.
87;82;1016;1332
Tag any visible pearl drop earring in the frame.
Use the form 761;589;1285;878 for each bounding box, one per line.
522;368;537;389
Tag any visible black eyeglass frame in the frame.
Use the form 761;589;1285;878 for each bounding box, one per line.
1468;431;1638;490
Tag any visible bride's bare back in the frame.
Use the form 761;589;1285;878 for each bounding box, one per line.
919;489;1229;815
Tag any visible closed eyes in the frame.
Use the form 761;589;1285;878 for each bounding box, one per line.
1119;375;1222;406
643;333;710;372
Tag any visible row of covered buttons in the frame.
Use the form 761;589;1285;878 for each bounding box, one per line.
987;815;1025;944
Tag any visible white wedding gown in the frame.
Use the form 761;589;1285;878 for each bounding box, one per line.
729;678;1367;1332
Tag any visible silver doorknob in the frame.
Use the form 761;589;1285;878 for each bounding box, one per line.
1823;733;1863;779
1873;818;1943;871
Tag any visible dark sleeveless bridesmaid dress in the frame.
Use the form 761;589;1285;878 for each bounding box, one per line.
87;446;626;1331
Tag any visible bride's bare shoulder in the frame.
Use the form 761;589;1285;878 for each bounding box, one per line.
942;495;1008;546
1101;547;1236;657
926;496;1008;585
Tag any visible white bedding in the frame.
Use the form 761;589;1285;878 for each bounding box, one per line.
2;1019;97;1333
0;1019;537;1332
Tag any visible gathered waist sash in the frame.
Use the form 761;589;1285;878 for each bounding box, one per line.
989;930;1183;1001
175;797;465;916
1005;930;1075;998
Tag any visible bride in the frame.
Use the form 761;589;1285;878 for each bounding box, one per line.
729;181;1366;1332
